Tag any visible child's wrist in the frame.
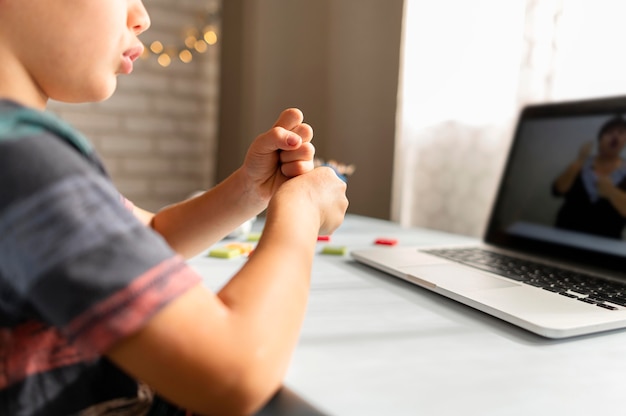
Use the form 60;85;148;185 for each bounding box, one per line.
234;168;271;211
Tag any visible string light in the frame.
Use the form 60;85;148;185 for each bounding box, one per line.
150;41;163;54
204;28;218;45
157;53;172;67
142;8;220;67
179;49;193;63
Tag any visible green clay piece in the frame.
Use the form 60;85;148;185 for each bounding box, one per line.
246;232;262;242
208;247;241;259
321;246;347;255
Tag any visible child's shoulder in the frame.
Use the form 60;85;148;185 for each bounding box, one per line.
0;99;93;155
0;99;110;203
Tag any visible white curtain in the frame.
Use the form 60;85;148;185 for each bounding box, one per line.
392;0;626;237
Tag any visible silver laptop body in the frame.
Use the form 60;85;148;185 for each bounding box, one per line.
352;96;626;339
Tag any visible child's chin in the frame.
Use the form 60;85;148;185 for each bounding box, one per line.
53;86;117;104
86;87;117;103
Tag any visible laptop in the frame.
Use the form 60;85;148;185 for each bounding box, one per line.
352;95;626;339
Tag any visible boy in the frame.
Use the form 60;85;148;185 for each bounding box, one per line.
0;0;348;415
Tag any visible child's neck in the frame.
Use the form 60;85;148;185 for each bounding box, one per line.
0;48;47;110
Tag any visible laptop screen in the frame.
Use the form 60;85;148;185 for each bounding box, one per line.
486;96;626;272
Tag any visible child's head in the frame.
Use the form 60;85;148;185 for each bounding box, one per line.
0;0;150;108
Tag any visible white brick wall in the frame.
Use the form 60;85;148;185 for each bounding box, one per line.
48;0;221;212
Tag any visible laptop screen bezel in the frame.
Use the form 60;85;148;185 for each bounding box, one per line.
484;95;626;274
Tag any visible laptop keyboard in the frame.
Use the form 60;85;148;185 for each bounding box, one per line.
423;247;626;311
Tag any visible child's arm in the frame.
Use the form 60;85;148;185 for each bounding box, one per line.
106;167;348;416
145;108;316;258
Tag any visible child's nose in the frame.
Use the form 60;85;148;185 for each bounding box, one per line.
129;1;151;35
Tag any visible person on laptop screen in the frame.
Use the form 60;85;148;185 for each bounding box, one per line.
552;115;626;239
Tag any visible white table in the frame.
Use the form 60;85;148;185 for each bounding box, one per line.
188;215;626;416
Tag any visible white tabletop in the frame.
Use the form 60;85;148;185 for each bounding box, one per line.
188;214;626;416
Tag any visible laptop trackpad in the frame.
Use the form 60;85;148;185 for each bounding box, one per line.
399;264;520;292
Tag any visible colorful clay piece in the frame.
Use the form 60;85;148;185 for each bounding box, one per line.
246;232;262;242
225;242;254;255
374;238;398;246
208;247;242;259
321;245;347;255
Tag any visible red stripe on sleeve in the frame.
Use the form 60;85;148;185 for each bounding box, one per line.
65;256;201;354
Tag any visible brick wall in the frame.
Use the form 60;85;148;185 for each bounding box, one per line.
48;0;221;212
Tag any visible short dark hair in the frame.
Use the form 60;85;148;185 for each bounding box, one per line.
598;115;626;140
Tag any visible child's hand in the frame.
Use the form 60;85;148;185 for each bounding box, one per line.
242;108;315;201
269;167;349;236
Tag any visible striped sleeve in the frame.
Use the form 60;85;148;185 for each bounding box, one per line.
0;132;201;356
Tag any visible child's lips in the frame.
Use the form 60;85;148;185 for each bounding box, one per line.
119;45;144;74
124;45;144;62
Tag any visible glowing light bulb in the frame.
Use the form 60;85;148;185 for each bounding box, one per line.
150;41;164;54
158;53;171;67
185;35;197;49
179;50;193;63
194;40;208;53
203;30;218;45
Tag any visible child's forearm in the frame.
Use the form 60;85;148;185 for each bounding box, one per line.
214;193;320;390
106;168;345;415
150;169;268;258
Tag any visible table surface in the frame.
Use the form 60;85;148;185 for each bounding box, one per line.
187;214;626;416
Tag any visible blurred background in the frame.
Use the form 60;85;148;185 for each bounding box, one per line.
49;0;626;238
